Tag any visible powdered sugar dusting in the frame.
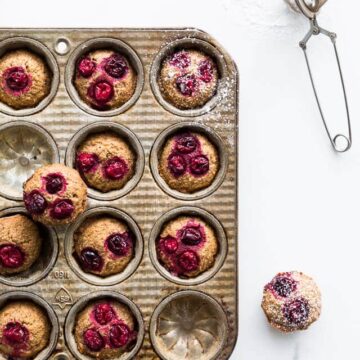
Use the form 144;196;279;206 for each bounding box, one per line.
205;73;237;147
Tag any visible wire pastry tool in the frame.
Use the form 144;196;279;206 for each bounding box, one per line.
291;0;352;152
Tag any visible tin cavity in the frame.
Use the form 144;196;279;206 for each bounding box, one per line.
0;122;59;201
65;292;144;360
65;38;144;117
149;206;227;287
0;291;59;359
150;122;228;201
0;207;59;287
66;121;144;202
150;291;228;360
65;207;143;286
0;37;60;116
150;38;227;117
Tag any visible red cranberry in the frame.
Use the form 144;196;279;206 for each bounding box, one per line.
169;51;190;69
106;232;131;256
104;54;128;79
45;173;65;194
78;57;96;78
24;190;47;215
0;245;24;269
189;155;209;176
76;152;99;173
79;248;103;271
198;60;214;83
103;157;128;180
5;67;29;91
271;275;297;298
176;74;197;96
88;80;114;104
180;226;202;246
3;322;29;345
283;298;310;326
109;323;130;348
168;154;186;177
175;134;197;154
50;199;74;220
94;303;115;325
178;250;199;272
83;329;105;351
163;236;178;254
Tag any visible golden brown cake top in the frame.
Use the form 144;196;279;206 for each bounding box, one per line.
0;49;51;110
23;163;87;226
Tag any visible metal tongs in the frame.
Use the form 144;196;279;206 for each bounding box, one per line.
295;0;352;152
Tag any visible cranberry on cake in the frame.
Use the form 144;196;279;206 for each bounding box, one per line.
23;164;87;226
261;271;321;332
73;216;134;277
0;214;42;275
74;299;137;359
0;301;50;358
73;49;137;110
159;131;219;193
76;132;135;193
158;49;218;110
156;216;218;278
0;49;51;109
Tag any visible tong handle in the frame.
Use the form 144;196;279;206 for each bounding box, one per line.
300;18;352;153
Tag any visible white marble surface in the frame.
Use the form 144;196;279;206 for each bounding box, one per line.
1;0;359;359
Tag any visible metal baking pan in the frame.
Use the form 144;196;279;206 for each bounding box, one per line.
0;28;238;360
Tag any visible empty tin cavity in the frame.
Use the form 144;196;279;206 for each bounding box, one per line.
150;122;228;201
149;206;227;286
0;121;59;201
0;290;59;360
150;38;228;117
64;206;143;286
65;121;144;201
0;37;59;116
64;291;144;360
65;38;144;117
0;207;58;287
150;290;228;360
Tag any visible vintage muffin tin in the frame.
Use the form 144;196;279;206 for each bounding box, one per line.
0;28;238;359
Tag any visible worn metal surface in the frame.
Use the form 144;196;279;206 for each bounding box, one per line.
0;28;238;359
